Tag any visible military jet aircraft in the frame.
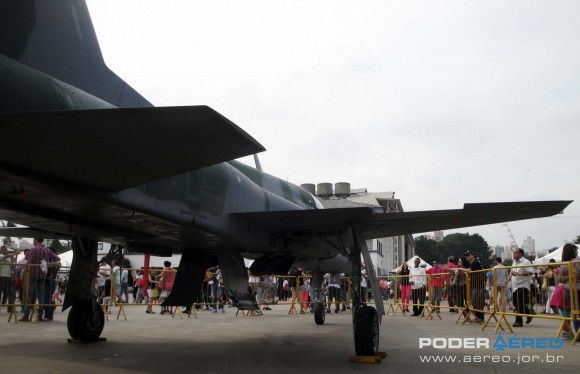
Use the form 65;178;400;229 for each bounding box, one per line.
0;0;572;356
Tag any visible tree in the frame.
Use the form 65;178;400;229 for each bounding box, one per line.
414;236;439;262
575;235;580;244
438;233;493;267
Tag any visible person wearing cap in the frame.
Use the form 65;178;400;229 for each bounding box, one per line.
409;257;427;316
458;250;486;323
510;247;533;327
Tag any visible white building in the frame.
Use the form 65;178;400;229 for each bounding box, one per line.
303;182;415;276
522;236;536;257
421;231;445;242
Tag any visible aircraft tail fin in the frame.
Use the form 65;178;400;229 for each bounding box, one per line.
0;0;151;107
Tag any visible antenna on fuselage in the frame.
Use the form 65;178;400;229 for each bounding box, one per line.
253;154;263;171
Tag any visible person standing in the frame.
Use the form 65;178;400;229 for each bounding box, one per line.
111;260;121;304
444;256;458;312
97;259;111;303
510;248;533;327
493;257;508;312
409;257;426;316
558;243;580;338
19;238;59;322
426;259;444;309
42;246;61;321
159;261;176;315
120;266;129;303
459;250;486;323
454;257;469;316
327;272;341;313
397;263;411;312
0;246;17;313
542;259;557;314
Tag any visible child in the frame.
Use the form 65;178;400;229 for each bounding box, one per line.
53;287;63;304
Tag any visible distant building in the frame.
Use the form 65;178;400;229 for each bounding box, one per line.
493;245;505;259
422;231;445;242
303;182;415;275
503;244;517;260
522;236;536;257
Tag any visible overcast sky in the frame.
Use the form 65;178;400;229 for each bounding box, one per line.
86;0;579;252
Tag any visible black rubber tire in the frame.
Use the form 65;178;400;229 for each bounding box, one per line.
314;302;325;325
354;306;379;356
67;299;105;342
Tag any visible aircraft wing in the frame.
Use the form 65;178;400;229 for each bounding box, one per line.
0;106;265;190
233;200;572;239
0;227;73;240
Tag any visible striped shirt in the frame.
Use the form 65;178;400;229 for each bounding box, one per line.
25;243;59;280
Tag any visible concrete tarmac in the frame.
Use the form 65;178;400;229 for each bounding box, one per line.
0;303;578;373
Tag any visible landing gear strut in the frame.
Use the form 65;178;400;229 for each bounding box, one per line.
65;238;103;342
350;227;383;356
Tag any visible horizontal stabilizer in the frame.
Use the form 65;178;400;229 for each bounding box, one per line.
234;200;572;239
0;106;265;190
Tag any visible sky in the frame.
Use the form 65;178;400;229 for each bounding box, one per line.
86;0;580;252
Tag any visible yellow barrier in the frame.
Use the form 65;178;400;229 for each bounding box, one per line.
5;256;579;346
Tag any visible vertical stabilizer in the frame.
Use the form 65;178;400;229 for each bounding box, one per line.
0;0;151;107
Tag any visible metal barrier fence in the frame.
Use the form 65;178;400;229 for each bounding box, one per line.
383;261;580;344
2;260;579;344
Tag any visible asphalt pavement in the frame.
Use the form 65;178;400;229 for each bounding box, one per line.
0;302;578;373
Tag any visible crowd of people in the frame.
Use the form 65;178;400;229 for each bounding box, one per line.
1;239;579;342
394;244;580;340
0;239;63;322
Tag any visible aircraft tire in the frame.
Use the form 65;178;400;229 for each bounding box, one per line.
354;305;379;356
314;302;325;325
67;298;104;342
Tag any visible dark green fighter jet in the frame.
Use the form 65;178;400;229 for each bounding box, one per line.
0;0;572;356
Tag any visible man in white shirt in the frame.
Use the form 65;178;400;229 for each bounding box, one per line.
510;248;533;327
98;259;111;303
409;257;427;316
0;246;17;313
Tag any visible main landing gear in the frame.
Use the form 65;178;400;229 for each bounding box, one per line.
314;300;326;325
65;238;104;342
67;298;105;342
350;227;383;357
354;305;380;356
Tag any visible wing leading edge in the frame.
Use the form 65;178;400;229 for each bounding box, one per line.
233;200;573;239
0;106;265;190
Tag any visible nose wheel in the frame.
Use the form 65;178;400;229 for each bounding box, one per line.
314;301;326;325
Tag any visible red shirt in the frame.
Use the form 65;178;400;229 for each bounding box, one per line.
426;266;445;287
444;263;458;285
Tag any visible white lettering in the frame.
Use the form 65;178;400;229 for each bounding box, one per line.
433;338;447;349
448;338;462;349
477;338;490;349
419;338;431;348
418;337;490;349
464;338;475;349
